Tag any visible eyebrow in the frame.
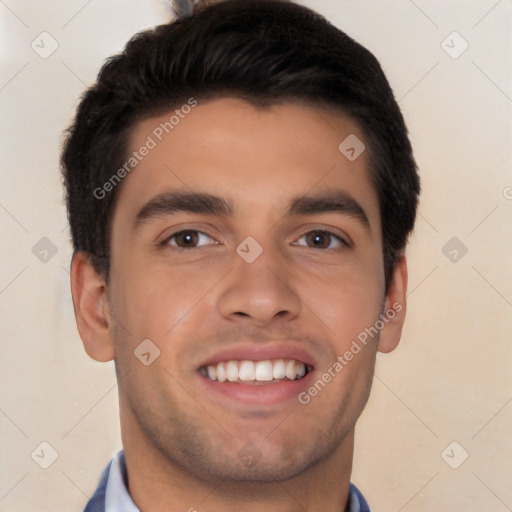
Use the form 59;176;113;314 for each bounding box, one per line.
134;189;371;232
135;191;233;227
288;190;370;231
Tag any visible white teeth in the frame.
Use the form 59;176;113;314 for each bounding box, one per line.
272;359;286;379
239;360;256;381
202;359;309;383
226;361;239;382
255;360;273;381
207;365;217;380
286;360;298;380
216;362;227;382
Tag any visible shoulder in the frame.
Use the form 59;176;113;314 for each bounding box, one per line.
81;458;113;512
349;482;372;512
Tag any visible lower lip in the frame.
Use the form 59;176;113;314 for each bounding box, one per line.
197;370;315;406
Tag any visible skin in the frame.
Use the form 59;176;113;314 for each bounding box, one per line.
71;97;408;511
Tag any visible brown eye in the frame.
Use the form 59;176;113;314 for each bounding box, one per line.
306;231;330;248
296;230;347;250
167;230;214;248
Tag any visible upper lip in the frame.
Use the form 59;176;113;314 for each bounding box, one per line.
198;343;317;369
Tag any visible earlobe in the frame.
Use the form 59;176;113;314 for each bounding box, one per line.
377;254;408;354
70;252;115;362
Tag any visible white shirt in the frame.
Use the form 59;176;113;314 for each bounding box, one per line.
105;450;139;512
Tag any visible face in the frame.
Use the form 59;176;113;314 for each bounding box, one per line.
98;97;398;482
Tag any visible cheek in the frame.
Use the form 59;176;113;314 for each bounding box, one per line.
299;338;376;426
109;257;217;345
303;265;384;343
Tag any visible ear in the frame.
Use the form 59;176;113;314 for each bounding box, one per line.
70;252;115;362
377;254;408;354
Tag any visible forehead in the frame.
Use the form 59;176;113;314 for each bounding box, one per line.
112;97;380;230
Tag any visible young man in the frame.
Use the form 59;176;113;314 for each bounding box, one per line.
61;1;420;510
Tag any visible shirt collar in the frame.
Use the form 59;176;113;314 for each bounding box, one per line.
105;450;139;512
105;450;370;512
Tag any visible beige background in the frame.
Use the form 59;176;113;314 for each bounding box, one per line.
1;1;511;511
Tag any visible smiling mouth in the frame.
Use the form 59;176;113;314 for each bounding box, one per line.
199;359;313;385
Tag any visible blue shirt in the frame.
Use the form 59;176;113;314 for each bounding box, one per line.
83;450;371;512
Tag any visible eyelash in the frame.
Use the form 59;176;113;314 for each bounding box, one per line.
161;229;350;251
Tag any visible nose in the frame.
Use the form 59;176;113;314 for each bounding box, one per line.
217;243;301;328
